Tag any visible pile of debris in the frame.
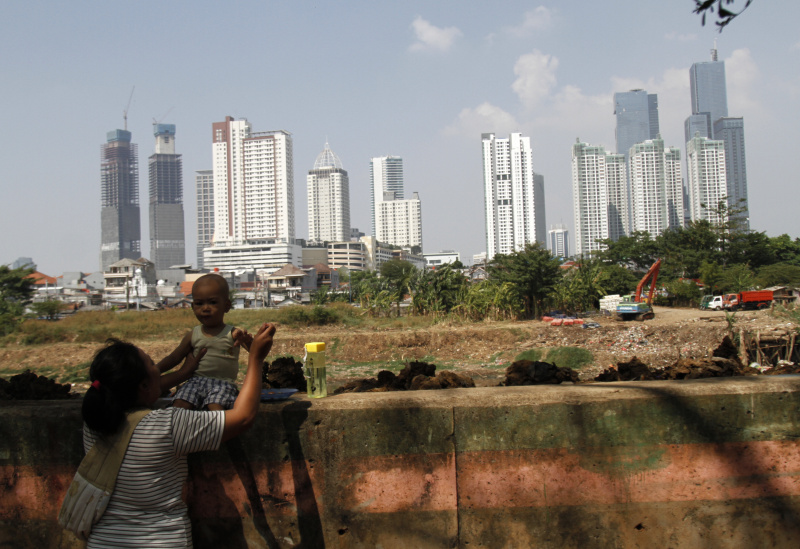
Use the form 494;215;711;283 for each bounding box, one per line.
0;370;74;400
502;360;580;385
334;361;475;394
594;335;765;381
262;356;306;391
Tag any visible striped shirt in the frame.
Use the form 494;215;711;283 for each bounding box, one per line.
83;408;225;548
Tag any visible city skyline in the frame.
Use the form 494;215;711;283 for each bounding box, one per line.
1;3;798;274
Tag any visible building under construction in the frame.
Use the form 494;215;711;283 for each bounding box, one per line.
100;129;140;271
148;124;185;271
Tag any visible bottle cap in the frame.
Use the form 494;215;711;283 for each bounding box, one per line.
305;342;326;353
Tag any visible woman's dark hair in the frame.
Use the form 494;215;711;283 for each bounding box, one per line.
81;338;147;435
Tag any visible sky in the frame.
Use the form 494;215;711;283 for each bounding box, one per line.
1;1;799;275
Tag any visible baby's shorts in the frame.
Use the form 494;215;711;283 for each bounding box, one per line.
175;376;239;409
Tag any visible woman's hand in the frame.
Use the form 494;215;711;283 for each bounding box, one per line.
250;323;276;363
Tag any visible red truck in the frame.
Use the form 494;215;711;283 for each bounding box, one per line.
723;290;773;311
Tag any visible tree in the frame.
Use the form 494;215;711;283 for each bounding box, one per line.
380;259;416;316
694;0;753;30
756;263;800;288
595;231;659;271
599;263;641;297
699;260;724;295
720;263;755;293
450;259;464;270
487;243;562;319
30;299;66;321
0;265;35;335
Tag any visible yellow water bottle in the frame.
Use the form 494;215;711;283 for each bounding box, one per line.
304;342;327;398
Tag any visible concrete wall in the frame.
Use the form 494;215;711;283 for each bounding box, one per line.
2;377;800;548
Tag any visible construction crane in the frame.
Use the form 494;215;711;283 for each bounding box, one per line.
152;107;174;128
123;86;135;130
615;259;662;321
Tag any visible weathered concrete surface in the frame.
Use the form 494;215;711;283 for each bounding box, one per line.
2;377;800;548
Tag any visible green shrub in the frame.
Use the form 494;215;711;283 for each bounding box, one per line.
514;349;543;362
546;346;593;370
277;306;311;326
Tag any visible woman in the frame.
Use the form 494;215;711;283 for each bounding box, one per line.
80;322;277;548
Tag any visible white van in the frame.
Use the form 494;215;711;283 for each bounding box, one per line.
708;296;725;310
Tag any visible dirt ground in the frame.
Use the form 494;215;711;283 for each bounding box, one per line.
1;306;796;396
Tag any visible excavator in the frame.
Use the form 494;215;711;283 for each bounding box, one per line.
615;259;661;321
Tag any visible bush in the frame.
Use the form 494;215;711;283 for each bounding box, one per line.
515;349;543;362
545;347;593;370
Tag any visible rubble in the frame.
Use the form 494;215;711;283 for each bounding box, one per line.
0;370;75;400
262;356;306;391
502;360;580;385
333;361;475;394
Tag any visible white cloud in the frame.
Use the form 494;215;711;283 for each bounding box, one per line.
443;102;520;138
511;50;559;110
409;16;462;52
725;48;761;115
506;7;554;36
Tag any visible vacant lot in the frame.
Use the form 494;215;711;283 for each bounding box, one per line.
2;306;795;393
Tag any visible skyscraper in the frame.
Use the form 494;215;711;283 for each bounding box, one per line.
100;129;140;271
689;50;728;140
308;142;351;243
614;90;659;158
370;156;403;236
482;132;546;259
628;137;684;238
713;117;749;229
148;124;185;271
195;169;214;269
686;135;728;225
685;46;748;228
571;140;627;256
203;116;299;273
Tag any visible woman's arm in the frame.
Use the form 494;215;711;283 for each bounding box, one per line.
222;323;276;441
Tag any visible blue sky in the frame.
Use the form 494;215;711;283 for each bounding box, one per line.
1;1;798;275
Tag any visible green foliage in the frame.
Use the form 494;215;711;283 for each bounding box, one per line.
514;349;543;362
720;263;755;293
450;259;465;269
0;265;35;336
29;299;65;320
664;279;702;307
488;243;562;318
545;346;594;370
549;260;607;315
411;265;468;317
756;263;800;287
598;264;641;297
699;260;723;294
694;0;753;31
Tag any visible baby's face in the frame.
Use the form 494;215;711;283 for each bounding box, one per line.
191;280;230;329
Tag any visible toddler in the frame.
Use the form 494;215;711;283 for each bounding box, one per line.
158;273;252;411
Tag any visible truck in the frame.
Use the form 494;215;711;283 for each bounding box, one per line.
723;290;773;311
615;259;661;321
707;295;725;310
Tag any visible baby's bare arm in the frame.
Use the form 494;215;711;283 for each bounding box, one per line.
155;331;193;372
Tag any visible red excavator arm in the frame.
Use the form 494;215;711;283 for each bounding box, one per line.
634;259;662;303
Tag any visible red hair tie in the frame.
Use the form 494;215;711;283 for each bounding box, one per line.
91;380;101;390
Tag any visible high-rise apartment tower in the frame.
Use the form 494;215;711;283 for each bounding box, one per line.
148;124;185;270
203;116;299;273
100;129;140;271
370;156;404;236
195;169;214;269
571;140;627;257
628;137;684;238
686;135;728;226
482;132;546;259
308;142;351;243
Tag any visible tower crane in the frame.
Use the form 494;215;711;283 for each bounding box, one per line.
123;86;135;130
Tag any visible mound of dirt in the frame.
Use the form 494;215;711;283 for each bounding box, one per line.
0;370;75;400
593;336;762;381
502;360;580;385
263;356;306;391
334;361;475;394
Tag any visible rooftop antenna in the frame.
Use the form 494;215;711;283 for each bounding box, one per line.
711;38;718;61
123;86;135;130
